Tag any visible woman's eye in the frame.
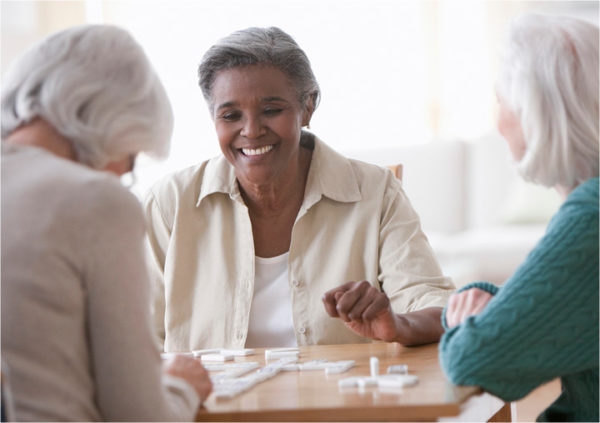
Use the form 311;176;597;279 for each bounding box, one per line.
221;111;241;121
264;108;282;116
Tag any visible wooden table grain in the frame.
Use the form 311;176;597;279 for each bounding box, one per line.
195;342;509;422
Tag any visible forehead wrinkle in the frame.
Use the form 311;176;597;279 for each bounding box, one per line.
216;96;290;112
216;100;237;112
212;66;299;113
262;96;288;103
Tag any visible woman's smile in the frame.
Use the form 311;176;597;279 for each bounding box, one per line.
240;144;275;156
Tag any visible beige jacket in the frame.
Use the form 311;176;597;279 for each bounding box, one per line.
144;137;454;351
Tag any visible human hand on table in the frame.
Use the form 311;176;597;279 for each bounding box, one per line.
445;288;493;329
322;280;401;342
163;355;213;403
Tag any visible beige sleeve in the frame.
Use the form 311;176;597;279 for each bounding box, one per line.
378;173;455;312
143;189;171;350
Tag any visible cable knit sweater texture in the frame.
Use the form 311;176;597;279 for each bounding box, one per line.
439;177;599;422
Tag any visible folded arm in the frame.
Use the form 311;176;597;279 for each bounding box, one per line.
439;208;599;401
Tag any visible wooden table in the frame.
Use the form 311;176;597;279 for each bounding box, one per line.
196;342;510;422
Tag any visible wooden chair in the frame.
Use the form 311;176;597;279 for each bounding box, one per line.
387;164;403;180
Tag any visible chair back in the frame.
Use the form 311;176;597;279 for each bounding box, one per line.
386;164;403;180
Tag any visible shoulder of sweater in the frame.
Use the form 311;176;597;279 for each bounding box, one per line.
27;149;143;222
67;173;145;232
547;178;599;230
347;158;398;181
563;177;599;210
344;157;403;201
311;137;399;192
24;160;147;242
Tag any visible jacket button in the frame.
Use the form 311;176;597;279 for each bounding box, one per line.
298;326;306;334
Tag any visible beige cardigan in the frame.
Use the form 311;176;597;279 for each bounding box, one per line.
1;143;199;421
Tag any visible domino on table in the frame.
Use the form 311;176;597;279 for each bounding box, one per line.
206;362;260;380
265;348;300;360
338;374;418;389
387;364;408;375
192;348;256;357
280;359;355;374
220;348;255;356
338;356;418;390
211;357;297;400
325;360;356;374
192;348;221;357
160;351;194;359
164;348;257;360
201;353;234;362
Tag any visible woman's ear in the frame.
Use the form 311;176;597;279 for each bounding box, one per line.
302;94;316;127
102;155;135;177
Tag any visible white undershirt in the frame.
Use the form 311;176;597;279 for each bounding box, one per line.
245;252;297;348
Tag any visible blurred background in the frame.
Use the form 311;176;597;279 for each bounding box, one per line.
2;0;598;287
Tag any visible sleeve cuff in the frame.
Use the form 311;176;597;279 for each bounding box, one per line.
457;281;500;296
163;374;201;419
441;281;500;330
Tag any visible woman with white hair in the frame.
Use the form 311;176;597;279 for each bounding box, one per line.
1;25;212;421
439;14;598;422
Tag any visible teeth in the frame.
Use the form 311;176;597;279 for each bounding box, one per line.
242;145;274;156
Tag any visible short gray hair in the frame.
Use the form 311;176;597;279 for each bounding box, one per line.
1;24;173;168
496;13;599;188
198;27;320;113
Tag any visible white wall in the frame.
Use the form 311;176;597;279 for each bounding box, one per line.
1;0;597;200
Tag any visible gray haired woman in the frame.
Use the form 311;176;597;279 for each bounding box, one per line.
440;14;598;422
1;25;211;421
145;27;454;352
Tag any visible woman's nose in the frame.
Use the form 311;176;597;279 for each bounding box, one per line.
240;116;266;139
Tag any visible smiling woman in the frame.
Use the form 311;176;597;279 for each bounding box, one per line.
211;65;313;259
211;65;312;221
144;26;454;352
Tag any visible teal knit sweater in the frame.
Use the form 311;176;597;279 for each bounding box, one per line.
439;177;599;422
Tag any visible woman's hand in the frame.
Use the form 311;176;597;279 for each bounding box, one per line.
322;280;400;342
163;355;213;404
323;281;446;345
445;288;494;329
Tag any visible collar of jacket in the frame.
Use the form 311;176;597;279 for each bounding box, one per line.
196;135;362;208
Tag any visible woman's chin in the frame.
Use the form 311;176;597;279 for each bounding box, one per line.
236;167;282;189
